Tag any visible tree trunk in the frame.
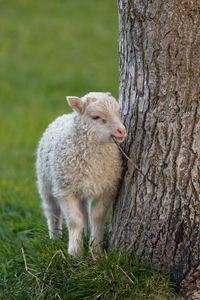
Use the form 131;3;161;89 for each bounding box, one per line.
109;0;200;296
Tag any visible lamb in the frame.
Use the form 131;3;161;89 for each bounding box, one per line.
36;92;126;255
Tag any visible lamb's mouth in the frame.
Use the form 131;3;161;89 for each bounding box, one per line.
111;135;124;144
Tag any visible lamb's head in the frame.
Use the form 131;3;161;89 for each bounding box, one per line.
66;92;126;143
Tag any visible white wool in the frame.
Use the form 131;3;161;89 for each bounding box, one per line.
36;92;126;255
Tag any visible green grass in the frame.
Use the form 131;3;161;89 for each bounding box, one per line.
0;0;181;299
2;240;178;300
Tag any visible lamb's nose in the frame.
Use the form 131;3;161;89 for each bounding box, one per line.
115;127;126;140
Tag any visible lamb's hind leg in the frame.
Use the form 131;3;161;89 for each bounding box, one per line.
42;194;62;239
80;199;89;236
59;194;84;256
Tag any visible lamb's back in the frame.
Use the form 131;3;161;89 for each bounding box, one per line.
36;114;74;186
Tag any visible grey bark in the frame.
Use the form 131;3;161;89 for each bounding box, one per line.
109;0;200;297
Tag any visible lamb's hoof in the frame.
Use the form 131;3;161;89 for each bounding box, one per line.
68;245;83;257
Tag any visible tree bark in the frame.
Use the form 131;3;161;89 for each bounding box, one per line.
109;0;200;296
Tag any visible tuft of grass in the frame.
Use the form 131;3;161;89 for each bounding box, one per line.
1;230;180;300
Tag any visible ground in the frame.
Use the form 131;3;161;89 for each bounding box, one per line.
0;1;182;299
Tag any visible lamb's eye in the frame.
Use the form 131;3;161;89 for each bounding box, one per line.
91;115;107;124
92;116;100;120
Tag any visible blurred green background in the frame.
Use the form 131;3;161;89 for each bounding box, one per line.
0;0;117;284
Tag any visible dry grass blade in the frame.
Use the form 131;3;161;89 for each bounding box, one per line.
112;137;157;187
21;247;41;289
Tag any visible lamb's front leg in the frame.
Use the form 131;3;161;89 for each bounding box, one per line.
59;194;84;256
89;190;113;253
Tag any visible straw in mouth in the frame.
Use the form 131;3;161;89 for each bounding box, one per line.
111;136;157;187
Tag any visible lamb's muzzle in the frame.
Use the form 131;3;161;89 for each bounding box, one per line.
36;92;126;255
112;126;126;142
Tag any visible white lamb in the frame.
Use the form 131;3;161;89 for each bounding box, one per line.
36;92;126;255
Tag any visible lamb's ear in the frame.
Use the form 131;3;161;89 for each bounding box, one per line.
66;96;85;114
